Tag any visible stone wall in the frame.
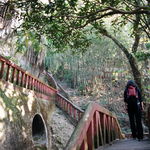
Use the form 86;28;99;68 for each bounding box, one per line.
0;80;55;150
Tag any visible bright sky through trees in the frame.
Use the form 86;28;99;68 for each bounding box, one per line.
39;0;49;4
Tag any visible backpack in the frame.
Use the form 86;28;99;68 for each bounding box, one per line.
127;85;138;98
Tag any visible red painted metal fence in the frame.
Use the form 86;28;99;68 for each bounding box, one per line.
44;71;84;123
65;103;124;150
0;55;57;97
0;55;124;149
56;93;84;123
44;70;124;149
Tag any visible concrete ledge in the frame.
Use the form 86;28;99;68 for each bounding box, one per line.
0;80;55;150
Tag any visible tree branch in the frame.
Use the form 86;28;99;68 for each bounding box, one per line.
132;0;141;53
75;6;150;19
98;28;142;90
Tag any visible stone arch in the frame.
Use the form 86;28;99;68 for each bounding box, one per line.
32;114;48;148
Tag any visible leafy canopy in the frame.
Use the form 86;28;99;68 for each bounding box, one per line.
11;0;150;51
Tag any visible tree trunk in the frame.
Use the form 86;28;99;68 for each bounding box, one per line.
101;31;143;96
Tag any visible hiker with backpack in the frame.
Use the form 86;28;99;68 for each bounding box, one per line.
124;80;144;140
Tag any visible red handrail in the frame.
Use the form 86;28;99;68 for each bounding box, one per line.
0;55;57;97
65;103;124;150
56;93;84;123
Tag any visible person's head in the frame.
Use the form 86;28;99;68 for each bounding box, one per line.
126;80;137;87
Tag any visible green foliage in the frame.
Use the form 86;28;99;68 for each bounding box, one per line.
77;83;86;95
145;43;150;49
10;0;150;98
135;51;150;61
12;0;150;52
16;31;42;53
54;64;74;86
44;34;127;95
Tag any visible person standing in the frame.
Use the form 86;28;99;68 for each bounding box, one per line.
124;80;144;140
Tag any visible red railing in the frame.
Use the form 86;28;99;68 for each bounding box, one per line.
0;55;57;97
65;103;124;150
56;93;84;123
44;71;84;123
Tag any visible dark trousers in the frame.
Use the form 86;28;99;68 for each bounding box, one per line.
128;104;143;139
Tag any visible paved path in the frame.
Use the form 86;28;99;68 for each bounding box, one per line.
98;138;150;150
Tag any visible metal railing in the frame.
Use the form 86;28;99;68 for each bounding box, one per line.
45;71;124;149
65;102;124;150
0;55;57;99
0;55;124;149
45;72;70;99
56;93;84;123
45;71;84;123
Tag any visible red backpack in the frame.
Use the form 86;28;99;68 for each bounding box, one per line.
127;85;138;98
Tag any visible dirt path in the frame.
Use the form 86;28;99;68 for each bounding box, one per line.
51;108;75;150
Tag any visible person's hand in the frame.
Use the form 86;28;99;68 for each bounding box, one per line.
141;105;144;111
141;102;144;111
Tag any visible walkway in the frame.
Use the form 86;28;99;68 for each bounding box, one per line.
99;138;150;150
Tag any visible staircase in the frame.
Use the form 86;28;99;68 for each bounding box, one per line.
46;72;124;150
46;72;150;150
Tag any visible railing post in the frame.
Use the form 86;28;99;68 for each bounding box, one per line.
43;84;45;94
107;116;111;143
16;69;20;85
40;83;42;93
37;81;39;92
42;83;44;94
68;103;71;116
20;71;25;87
74;109;77;121
45;85;47;95
105;115;108;144
99;113;104;146
34;79;37;91
94;111;100;148
79;112;82;120
30;77;33;90
87;120;94;150
6;64;10;81
0;61;5;79
112;118;116;140
24;74;27;88
103;114;106;145
27;76;30;89
110;117;114;141
39;82;41;93
66;102;69;112
70;106;72;118
80;139;87;150
11;67;15;83
32;78;34;90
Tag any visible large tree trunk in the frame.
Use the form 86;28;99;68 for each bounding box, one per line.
101;31;143;96
128;55;142;91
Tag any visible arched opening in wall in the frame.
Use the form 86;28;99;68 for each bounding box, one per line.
32;114;47;149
